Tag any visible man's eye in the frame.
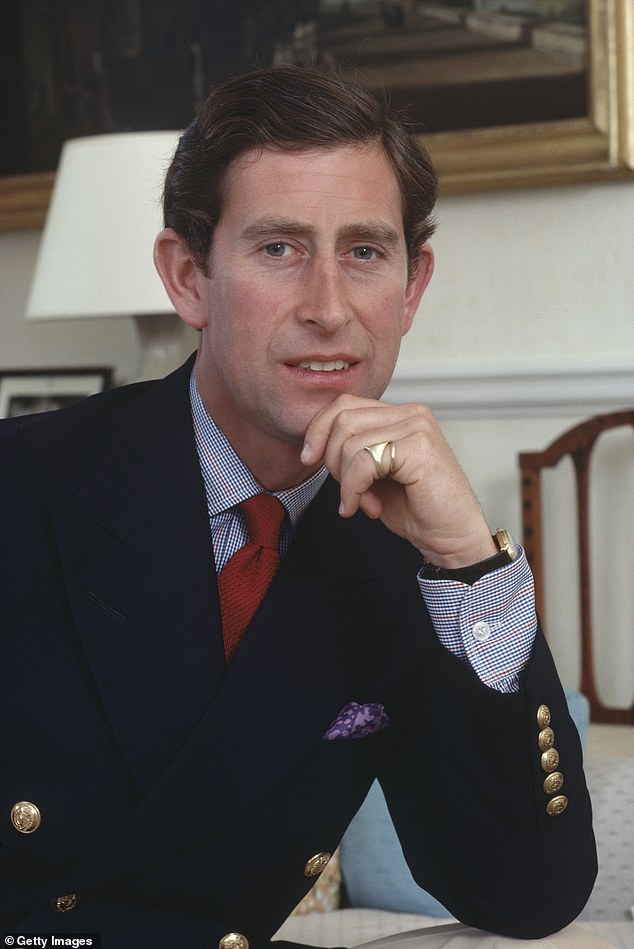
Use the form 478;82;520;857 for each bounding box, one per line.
352;246;377;260
265;242;290;257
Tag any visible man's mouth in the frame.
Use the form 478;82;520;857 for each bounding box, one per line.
298;360;350;372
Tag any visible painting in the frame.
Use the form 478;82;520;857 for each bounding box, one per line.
0;368;113;419
0;0;632;230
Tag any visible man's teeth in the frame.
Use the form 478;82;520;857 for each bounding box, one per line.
299;360;349;371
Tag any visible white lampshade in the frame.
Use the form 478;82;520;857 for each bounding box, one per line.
26;131;196;380
27;131;181;318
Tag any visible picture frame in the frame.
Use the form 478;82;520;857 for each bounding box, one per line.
428;0;634;194
0;368;113;419
0;0;632;232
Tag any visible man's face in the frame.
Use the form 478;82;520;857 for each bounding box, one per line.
190;143;432;466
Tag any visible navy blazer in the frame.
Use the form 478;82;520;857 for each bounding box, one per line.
0;359;597;948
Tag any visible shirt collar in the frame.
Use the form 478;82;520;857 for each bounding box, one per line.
189;370;328;528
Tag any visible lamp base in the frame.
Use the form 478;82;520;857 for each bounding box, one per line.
134;312;197;381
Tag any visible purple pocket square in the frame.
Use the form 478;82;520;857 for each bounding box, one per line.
323;701;390;740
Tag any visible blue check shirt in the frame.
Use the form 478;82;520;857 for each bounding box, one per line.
190;373;536;693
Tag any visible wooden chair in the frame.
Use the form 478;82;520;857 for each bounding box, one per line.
519;409;634;724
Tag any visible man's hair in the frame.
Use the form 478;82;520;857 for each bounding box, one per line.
163;65;437;280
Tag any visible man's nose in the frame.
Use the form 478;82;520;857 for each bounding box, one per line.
296;258;353;331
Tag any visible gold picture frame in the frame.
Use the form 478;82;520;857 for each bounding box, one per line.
0;0;632;231
431;0;634;194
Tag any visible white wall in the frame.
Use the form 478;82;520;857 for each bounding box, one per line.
400;178;634;374
2;176;633;705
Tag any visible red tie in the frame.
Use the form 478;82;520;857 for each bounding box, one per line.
218;493;286;665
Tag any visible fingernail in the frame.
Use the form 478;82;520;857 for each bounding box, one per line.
300;442;312;464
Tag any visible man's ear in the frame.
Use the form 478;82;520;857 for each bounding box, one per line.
402;243;434;335
153;228;209;330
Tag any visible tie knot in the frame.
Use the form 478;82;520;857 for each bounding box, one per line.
240;493;285;551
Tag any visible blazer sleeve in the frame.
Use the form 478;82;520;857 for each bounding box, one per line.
378;622;597;940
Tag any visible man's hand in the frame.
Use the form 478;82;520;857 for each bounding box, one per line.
300;394;496;568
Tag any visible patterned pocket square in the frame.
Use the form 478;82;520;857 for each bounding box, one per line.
323;701;390;740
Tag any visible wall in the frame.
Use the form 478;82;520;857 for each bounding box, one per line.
401;179;634;376
1;176;633;705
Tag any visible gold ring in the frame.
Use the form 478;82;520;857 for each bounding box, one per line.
363;440;396;479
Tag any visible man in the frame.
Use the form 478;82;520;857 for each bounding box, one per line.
1;67;596;948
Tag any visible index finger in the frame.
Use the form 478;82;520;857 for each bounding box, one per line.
300;393;380;467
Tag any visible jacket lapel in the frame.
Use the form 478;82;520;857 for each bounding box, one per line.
58;477;412;894
51;359;227;796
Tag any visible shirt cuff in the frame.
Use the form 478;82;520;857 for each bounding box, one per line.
418;550;537;694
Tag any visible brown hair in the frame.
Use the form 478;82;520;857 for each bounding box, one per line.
163;65;437;280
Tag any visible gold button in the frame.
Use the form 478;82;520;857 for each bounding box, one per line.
304;851;331;877
50;893;78;913
11;801;41;834
543;771;564;795
218;935;249;949
546;795;568;816
540;747;560;773
538;727;555;751
536;704;551;728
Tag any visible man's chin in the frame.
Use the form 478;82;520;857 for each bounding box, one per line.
275;381;389;444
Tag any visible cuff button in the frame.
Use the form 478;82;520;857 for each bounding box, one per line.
543;771;564;795
546;795;568;816
471;621;492;642
536;704;551;728
541;747;560;773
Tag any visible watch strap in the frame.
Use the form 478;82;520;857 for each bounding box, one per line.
421;529;519;586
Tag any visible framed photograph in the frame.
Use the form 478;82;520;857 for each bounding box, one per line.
0;0;632;232
0;368;113;419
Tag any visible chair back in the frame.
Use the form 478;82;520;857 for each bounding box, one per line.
519;409;634;723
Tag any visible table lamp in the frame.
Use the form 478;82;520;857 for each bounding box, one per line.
26;131;198;381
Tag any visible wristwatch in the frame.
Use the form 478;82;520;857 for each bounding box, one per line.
421;528;520;585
